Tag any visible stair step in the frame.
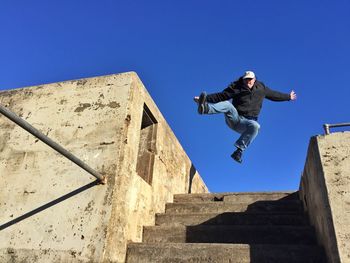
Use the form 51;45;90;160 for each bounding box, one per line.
156;212;309;226
166;200;303;214
174;191;299;203
126;243;326;263
143;225;316;244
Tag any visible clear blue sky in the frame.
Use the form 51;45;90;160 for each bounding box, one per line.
1;0;349;192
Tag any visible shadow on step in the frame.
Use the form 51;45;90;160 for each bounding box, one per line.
183;193;308;243
181;193;325;262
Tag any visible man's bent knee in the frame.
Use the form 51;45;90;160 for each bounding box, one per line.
249;121;260;132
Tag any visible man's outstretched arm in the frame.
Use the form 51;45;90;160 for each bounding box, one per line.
265;85;297;102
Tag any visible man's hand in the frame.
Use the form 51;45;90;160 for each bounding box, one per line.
193;96;199;103
290;90;297;101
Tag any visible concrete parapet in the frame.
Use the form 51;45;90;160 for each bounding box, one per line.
300;132;350;263
0;72;208;263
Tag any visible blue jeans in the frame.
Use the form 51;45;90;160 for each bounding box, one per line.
206;101;260;151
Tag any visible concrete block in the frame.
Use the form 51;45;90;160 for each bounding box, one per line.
0;72;208;263
300;132;350;263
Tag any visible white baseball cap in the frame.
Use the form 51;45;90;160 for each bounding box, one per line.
242;71;255;79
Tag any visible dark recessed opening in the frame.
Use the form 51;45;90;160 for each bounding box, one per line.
136;104;157;185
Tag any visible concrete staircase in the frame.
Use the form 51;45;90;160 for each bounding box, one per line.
126;192;327;262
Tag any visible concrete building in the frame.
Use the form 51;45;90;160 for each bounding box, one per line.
0;72;208;263
0;71;349;263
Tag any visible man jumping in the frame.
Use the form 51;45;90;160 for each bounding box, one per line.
194;71;297;163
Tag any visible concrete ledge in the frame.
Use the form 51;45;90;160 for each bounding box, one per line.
300;132;350;263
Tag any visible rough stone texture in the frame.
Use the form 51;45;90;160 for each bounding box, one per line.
300;132;350;263
0;72;208;263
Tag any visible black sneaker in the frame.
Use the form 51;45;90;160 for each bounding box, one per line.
231;148;243;163
197;92;208;114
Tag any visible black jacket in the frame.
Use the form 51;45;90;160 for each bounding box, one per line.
206;78;291;119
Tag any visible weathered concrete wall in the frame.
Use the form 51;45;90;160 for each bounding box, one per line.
102;74;208;262
0;72;208;263
300;132;350;263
